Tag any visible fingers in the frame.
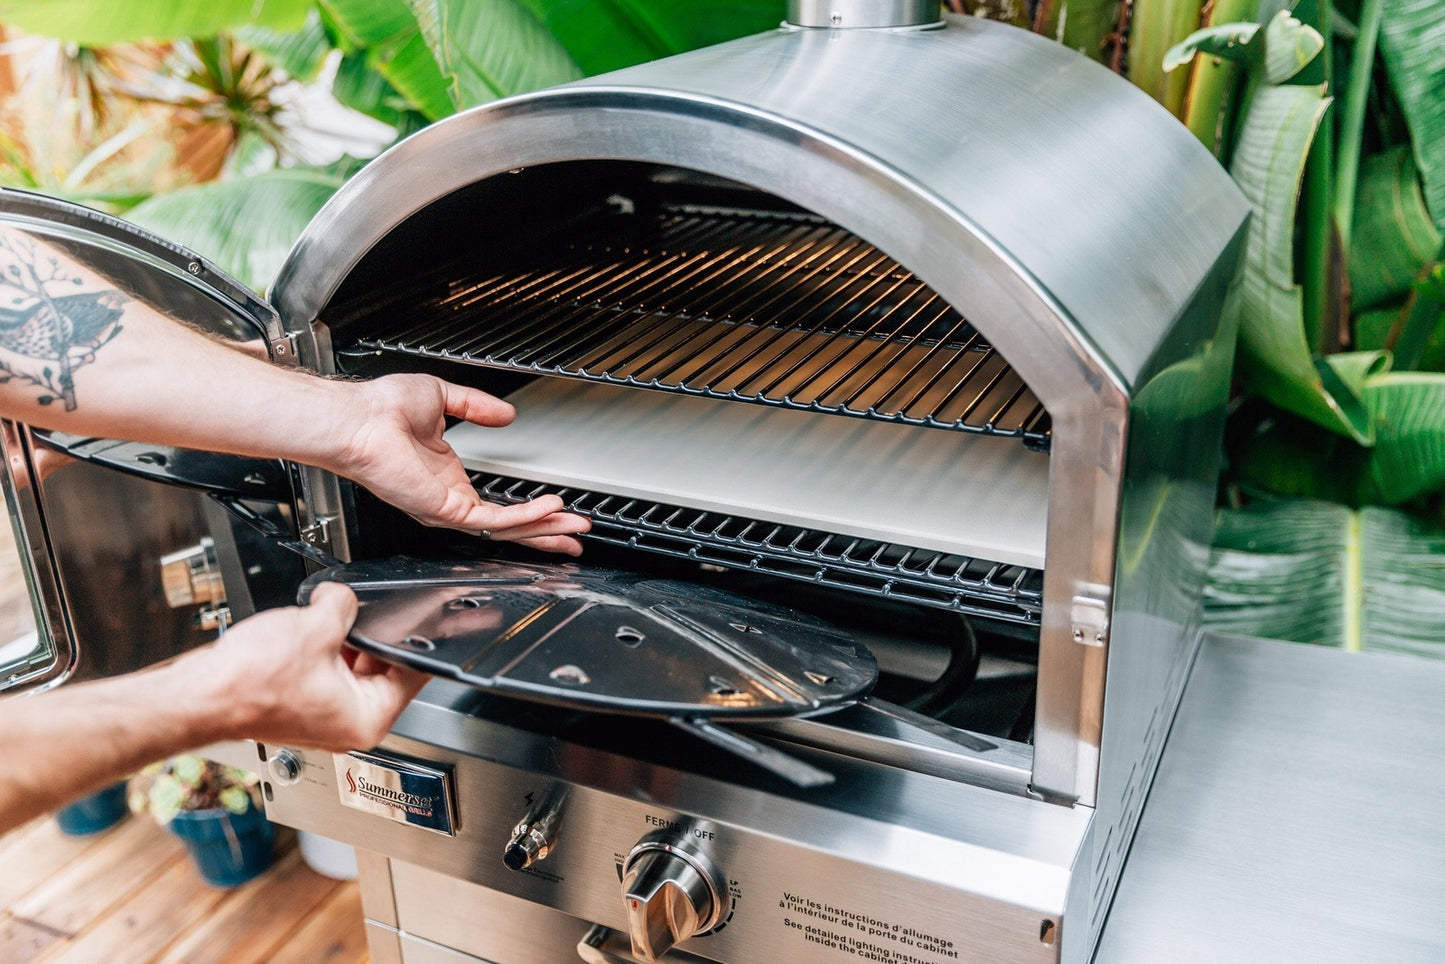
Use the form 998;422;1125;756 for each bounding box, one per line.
440;381;516;428
352;663;430;747
483;510;592;543
455;493;570;532
349;650;393;677
518;534;587;556
303;582;359;638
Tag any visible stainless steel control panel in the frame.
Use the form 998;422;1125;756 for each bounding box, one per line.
260;694;1091;963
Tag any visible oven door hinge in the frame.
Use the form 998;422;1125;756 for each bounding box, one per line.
269;333;302;367
1071;588;1111;647
300;516;335;552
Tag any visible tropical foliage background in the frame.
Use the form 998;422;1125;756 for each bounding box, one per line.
0;0;1441;653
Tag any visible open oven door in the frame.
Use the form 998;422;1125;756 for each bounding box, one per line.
0;189;304;698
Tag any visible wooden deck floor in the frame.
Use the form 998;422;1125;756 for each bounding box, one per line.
0;814;369;963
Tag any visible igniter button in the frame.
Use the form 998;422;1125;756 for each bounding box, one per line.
504;825;552;871
503;787;568;871
268;749;302;787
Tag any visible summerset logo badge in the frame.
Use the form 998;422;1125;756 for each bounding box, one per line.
335;751;457;835
344;767;440;818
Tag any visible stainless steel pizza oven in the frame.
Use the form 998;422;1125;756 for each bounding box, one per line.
0;4;1248;963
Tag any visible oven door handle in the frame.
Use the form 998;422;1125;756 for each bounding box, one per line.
31;429;344;570
32;429;292;501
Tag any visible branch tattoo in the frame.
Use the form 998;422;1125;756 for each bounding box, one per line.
0;234;125;411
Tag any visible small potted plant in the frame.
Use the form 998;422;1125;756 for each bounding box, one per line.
128;756;275;887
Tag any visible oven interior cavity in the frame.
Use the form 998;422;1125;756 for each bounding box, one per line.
323;162;1047;747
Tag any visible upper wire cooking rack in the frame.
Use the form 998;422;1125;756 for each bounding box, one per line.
342;204;1051;448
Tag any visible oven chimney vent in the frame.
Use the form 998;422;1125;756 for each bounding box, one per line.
786;0;943;29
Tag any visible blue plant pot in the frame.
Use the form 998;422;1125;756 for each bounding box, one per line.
168;802;275;888
54;782;129;836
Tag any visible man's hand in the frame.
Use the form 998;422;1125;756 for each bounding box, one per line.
327;374;590;555
192;583;428;752
0;583;422;833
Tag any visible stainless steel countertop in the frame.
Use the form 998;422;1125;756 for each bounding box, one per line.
1097;633;1445;962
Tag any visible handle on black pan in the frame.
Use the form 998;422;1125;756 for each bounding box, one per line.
853;697;998;753
670;716;835;788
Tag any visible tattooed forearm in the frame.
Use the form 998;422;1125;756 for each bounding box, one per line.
0;233;126;411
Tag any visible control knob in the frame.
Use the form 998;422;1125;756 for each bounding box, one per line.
267;749;302;787
620;830;727;962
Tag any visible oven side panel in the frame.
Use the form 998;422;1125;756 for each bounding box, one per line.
1069;227;1247;962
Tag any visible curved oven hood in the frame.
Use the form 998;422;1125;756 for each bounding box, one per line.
273;14;1246;400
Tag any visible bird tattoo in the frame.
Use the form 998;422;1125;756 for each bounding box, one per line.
0;233;125;411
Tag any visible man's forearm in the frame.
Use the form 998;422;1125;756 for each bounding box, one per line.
0;222;589;548
0;657;232;834
0;225;353;471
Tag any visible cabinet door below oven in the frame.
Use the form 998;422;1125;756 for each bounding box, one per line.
0;189;288;697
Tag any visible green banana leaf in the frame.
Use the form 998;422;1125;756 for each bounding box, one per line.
516;0;782;76
1355;372;1445;504
1230;82;1384;442
1350;146;1444;311
320;0;454;119
125;168;345;291
1164;22;1263;74
1354;244;1445;372
1353;305;1402;353
1235;370;1445;506
236;9;333;82
1397;250;1445;371
405;0;581;110
1231;411;1362;504
1206;499;1445;657
1173;0;1259;159
1163;10;1321;85
1038;0;1123;66
1128;0;1205;117
320;0;417;46
1378;0;1445;230
0;0;311;44
332;48;428;135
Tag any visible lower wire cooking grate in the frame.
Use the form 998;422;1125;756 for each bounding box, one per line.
474;473;1043;627
349;205;1051;449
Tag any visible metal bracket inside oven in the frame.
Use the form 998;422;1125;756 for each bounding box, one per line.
301;516;334;550
269;332;302;367
1070;588;1111;647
